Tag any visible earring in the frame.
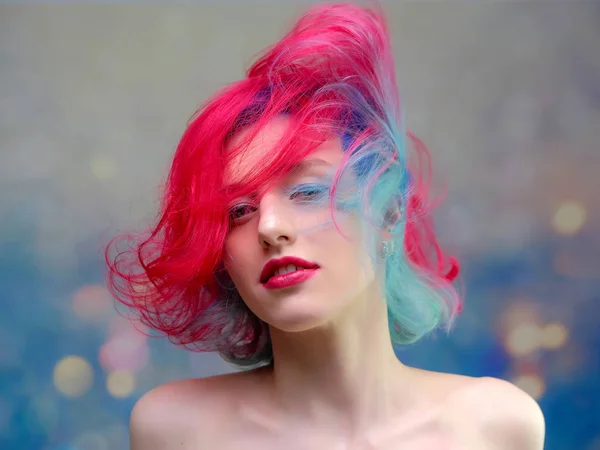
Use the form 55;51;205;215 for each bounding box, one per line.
381;240;397;258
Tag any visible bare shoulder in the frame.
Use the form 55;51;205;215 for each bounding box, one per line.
447;376;546;450
408;369;545;449
129;371;257;450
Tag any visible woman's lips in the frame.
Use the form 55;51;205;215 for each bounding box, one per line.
260;256;319;283
262;267;319;289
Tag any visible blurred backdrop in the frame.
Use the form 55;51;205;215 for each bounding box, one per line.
1;1;599;449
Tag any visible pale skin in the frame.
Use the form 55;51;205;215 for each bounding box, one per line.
129;117;545;449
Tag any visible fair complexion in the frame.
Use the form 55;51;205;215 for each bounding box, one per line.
223;116;414;438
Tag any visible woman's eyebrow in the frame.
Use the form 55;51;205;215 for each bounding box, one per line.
291;158;332;174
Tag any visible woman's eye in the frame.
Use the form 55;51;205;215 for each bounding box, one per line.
229;204;256;221
289;185;327;201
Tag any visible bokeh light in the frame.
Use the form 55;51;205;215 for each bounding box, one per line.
513;373;546;400
99;336;149;372
500;301;545;358
100;316;149;372
552;200;587;236
53;356;94;398
505;322;542;357
106;370;136;398
499;301;542;333
72;285;113;323
107;315;148;339
541;322;569;350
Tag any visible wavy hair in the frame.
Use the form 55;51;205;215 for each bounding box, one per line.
105;3;461;368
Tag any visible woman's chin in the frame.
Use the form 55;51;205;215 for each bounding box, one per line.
266;309;334;334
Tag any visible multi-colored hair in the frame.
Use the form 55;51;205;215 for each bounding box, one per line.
105;3;461;368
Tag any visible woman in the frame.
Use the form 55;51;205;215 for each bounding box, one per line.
106;3;545;449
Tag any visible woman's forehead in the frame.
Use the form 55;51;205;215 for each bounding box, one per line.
224;116;343;186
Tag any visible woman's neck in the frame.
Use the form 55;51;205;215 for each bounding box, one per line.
263;291;416;434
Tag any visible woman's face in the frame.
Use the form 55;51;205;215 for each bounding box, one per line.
223;116;379;332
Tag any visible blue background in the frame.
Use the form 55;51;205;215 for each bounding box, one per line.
1;2;599;449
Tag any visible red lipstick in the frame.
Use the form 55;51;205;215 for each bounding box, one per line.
260;256;319;290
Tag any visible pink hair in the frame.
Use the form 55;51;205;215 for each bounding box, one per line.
105;3;460;366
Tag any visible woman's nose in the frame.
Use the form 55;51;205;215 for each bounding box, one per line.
257;193;296;249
